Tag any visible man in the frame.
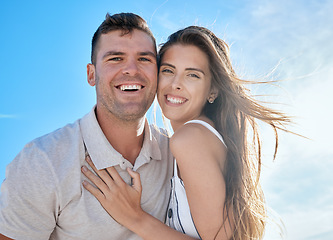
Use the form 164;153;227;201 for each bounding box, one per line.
0;13;173;240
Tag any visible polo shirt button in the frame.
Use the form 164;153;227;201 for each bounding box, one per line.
168;208;173;218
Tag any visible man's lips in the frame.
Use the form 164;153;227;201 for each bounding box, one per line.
115;84;144;91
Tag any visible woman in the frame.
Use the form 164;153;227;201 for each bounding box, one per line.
82;26;291;239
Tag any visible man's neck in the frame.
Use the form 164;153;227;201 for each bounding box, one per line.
95;108;146;166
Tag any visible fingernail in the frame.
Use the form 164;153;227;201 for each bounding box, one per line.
82;180;88;186
86;155;91;162
82;166;88;172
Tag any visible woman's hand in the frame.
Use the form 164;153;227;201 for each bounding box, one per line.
81;155;144;228
81;156;198;240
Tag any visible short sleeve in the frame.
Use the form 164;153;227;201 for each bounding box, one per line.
0;141;59;240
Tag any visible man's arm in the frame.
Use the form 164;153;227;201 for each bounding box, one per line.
0;143;58;239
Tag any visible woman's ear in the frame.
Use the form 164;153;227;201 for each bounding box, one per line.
211;90;218;99
207;88;218;103
87;63;96;86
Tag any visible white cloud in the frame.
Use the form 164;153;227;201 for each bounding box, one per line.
239;1;333;239
284;75;333;155
152;12;183;33
261;64;333;239
281;205;333;240
250;1;282;19
263;202;333;239
261;143;333;239
0;114;16;119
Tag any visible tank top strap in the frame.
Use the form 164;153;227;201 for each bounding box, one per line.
184;119;227;147
173;158;179;177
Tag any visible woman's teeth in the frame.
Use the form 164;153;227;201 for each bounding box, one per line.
167;96;186;104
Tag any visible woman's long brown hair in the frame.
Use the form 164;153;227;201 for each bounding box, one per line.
158;26;292;239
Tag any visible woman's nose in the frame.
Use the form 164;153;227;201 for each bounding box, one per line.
171;75;182;90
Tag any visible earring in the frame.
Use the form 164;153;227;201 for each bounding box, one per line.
208;97;215;104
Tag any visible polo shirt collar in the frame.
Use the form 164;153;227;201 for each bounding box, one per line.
79;106;162;171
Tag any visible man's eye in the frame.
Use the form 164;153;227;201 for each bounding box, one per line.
108;57;122;61
139;57;151;62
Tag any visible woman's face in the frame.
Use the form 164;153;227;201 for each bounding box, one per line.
157;44;212;126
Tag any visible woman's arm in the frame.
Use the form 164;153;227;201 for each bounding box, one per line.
170;123;234;240
81;156;197;240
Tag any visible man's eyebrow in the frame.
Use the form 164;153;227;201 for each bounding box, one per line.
139;51;156;58
102;51;125;59
102;51;156;59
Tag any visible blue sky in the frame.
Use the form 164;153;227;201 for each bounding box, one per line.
1;0;333;239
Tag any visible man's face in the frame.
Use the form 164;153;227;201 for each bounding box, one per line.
87;29;157;122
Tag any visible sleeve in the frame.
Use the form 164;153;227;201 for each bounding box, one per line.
0;141;59;240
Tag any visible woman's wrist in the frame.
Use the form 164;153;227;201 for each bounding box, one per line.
126;210;146;233
127;210;160;238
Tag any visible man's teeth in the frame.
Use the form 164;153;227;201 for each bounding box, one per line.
167;96;185;104
119;85;142;91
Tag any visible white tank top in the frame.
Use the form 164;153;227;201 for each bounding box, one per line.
165;120;226;239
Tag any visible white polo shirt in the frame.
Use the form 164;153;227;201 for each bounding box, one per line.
0;107;173;240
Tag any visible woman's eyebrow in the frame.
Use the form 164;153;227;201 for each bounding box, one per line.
185;67;205;75
160;63;205;75
160;63;175;68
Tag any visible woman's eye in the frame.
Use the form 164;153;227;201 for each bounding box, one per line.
188;73;200;79
161;68;173;74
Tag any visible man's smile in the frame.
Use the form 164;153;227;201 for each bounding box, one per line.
116;84;144;92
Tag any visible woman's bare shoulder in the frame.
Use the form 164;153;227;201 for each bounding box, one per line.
170;122;226;167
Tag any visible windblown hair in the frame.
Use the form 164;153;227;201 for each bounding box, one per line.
91;12;156;65
158;26;291;239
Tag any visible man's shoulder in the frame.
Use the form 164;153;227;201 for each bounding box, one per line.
29;119;82;151
14;117;85;172
9;118;85;184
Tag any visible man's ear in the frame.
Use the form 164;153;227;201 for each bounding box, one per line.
87;63;96;86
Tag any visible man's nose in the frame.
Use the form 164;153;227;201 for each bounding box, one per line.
122;58;139;76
